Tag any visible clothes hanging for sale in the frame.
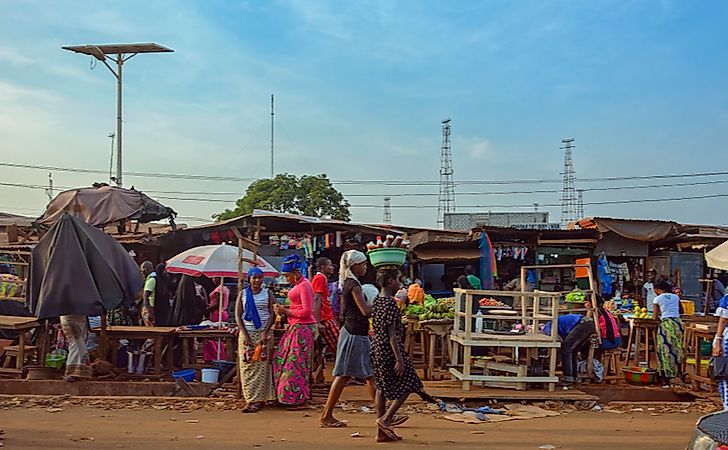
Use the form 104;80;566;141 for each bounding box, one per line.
335;232;343;248
597;254;614;297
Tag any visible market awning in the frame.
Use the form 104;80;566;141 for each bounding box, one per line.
572;217;678;242
412;247;480;262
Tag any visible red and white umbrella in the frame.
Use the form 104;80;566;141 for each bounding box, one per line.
165;244;278;278
165;243;278;360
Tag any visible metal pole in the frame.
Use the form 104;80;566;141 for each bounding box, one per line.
270;94;274;179
116;55;123;187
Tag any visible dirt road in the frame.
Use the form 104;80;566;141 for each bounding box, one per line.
0;404;699;449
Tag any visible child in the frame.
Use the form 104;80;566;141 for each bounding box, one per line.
371;266;424;442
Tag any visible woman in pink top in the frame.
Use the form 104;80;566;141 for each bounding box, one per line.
272;254;316;407
203;278;231;361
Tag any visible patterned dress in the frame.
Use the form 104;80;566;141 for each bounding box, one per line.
272;277;316;406
371;295;423;400
239;288;275;404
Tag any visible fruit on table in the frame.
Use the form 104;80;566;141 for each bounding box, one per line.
479;298;509;308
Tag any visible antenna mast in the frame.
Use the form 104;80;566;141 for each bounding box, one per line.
437;118;455;228
560;137;577;227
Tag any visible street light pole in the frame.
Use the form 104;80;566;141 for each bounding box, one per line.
62;43;173;188
116;55;123;187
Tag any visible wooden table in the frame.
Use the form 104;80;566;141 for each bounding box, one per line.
686;325;718;390
176;328;237;369
0;315;41;377
419;321;453;380
623;318;658;368
96;326;177;376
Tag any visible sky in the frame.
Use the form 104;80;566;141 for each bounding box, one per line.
1;0;728;228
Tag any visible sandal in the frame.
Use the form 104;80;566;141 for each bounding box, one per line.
320;419;347;428
391;415;409;427
376;419;401;441
242;403;260;413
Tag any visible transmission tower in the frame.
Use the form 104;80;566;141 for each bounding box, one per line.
560;138;577;227
437;118;455;227
383;197;392;224
576;189;585;220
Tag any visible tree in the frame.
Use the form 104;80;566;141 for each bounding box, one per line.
213;173;351;221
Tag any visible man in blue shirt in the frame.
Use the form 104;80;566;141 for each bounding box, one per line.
544;313;595;383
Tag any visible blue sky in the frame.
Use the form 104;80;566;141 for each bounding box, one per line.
1;0;728;227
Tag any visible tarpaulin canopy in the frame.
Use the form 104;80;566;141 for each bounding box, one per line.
34;185;176;229
706;240;728;271
574;217;677;242
28;213;143;319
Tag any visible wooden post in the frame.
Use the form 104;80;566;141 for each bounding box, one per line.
464;292;473;341
100;314;108;362
520;266;528;328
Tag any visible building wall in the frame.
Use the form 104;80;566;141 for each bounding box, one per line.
444;212;551;230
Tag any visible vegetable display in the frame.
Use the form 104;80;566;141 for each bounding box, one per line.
405;296;455;321
479;298;510;309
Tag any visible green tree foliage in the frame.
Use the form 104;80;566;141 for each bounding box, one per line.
213;174;351;221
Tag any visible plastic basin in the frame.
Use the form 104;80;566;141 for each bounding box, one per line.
214;360;236;377
367;248;407;268
172;368;195;382
621;366;657;385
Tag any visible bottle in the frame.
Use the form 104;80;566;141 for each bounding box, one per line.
392;235;403;247
384;235;394;247
375;236;384;248
475;310;484;334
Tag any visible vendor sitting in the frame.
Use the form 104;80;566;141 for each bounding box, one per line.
544;313;594;384
588;296;621;351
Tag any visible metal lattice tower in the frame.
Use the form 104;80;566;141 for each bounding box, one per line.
576;189;585;220
383;196;392;224
437;118;455;227
560;138;577;227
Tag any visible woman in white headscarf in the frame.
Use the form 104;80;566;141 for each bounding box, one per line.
320;250;373;427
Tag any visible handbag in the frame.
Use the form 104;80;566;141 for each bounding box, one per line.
708;356;728;381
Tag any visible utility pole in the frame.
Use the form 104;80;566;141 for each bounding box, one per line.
437;118;455;228
560;138;577;227
383;197;392;224
46;172;54;200
271;94;275;179
108;132;116;184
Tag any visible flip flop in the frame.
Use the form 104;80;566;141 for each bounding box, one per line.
376;420;401;441
320;420;347;428
391;415;409;427
241;404;260;413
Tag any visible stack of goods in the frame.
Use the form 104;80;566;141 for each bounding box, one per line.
366;234;409;251
565;290;586;304
632;306;652;320
478;298;511;309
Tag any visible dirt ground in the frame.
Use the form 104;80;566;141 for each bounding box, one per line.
0;402;701;450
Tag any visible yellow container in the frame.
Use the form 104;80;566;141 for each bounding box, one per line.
680;300;695;316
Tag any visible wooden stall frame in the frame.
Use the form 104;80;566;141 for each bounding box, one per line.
450;289;561;391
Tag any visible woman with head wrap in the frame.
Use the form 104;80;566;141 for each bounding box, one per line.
653;281;684;387
235;267;276;413
272;254;316;407
320;250;376;428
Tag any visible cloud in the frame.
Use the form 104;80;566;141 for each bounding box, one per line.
460;137;494;160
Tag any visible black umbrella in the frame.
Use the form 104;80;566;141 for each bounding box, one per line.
28;213;144;319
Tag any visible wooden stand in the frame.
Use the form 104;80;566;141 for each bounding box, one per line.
450;289;561;391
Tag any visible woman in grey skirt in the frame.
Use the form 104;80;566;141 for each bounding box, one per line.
320;250;373;427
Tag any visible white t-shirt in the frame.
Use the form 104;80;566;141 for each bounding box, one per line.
643;282;656;305
653;293;680;319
